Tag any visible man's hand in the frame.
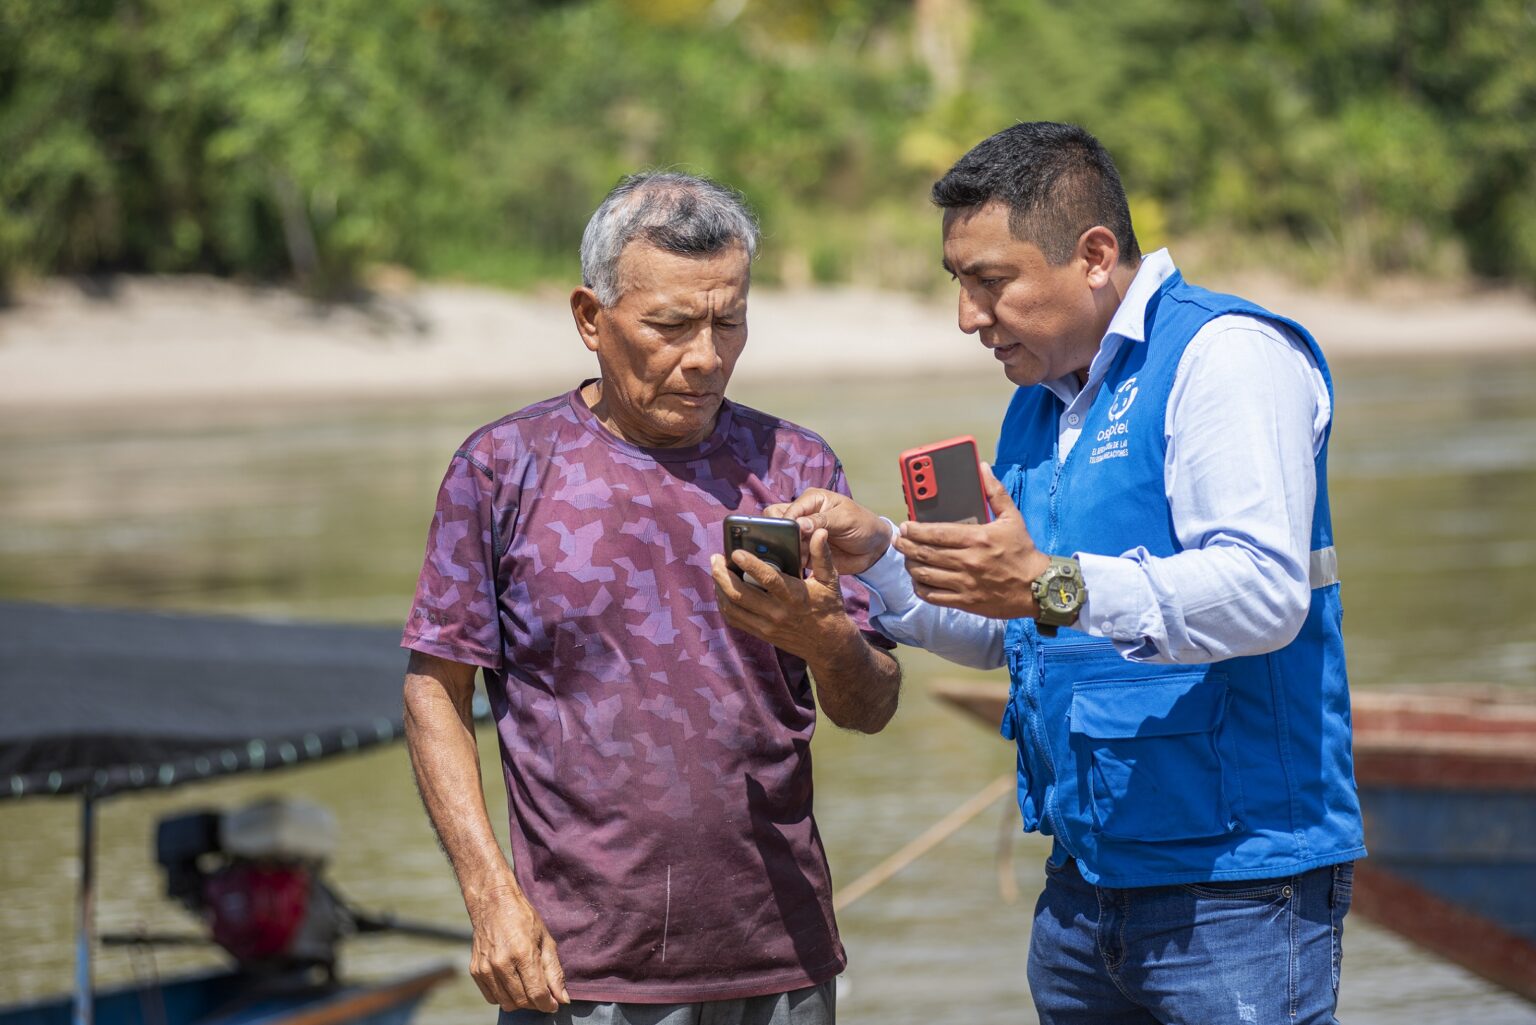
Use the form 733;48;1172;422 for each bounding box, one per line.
765;489;892;576
894;463;1050;619
710;528;860;661
466;885;569;1013
711;527;902;732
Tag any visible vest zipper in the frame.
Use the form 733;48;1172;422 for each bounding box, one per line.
1033;644;1080;860
1039;420;1081;858
1047;457;1065;553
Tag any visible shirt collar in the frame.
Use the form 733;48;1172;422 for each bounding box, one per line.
1103;247;1177;345
1039;248;1177;406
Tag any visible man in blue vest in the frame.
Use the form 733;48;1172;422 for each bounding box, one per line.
774;122;1365;1023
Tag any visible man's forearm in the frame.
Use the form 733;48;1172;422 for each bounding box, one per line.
403;661;522;912
857;539;1006;669
806;621;902;734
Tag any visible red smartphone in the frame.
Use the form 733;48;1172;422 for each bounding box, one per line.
898;436;991;524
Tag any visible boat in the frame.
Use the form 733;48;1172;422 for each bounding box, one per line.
930;677;1536;1004
0;602;475;1025
0;965;453;1025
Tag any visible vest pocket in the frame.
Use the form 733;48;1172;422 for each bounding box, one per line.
1069;672;1238;842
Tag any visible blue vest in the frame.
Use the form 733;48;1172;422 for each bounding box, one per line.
995;273;1365;887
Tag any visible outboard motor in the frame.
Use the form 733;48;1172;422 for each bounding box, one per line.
155;797;348;974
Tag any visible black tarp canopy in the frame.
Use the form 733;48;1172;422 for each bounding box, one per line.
0;601;415;800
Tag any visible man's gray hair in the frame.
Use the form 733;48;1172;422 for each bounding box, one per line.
580;172;760;306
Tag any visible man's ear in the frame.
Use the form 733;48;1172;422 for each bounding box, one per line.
570;287;603;354
1077;226;1120;290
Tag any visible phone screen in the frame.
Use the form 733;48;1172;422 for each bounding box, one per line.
722;515;803;587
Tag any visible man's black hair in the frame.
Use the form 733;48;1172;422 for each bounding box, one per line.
932;122;1141;266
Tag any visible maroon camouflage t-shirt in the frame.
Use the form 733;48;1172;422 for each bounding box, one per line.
402;384;890;1003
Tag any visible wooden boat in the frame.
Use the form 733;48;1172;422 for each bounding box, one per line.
1345;688;1536;1003
0;603;471;1025
0;965;453;1025
931;678;1536;1004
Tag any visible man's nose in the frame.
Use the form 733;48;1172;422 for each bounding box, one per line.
957;287;993;335
680;324;725;374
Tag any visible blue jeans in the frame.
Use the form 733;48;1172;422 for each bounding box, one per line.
1028;859;1353;1025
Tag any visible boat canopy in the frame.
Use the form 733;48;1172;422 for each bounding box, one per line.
0;602;416;801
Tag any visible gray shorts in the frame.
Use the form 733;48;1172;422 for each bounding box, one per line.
497;980;835;1025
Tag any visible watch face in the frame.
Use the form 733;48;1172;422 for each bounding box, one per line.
1043;567;1083;613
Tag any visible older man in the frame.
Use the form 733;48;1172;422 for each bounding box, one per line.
401;172;900;1025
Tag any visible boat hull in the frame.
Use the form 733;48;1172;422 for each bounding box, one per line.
0;965;454;1025
1349;689;1536;1002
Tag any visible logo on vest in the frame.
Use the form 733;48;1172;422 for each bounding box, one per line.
1090;377;1137;465
1107;377;1138;421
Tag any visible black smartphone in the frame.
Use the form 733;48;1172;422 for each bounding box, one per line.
722;515;803;589
898;435;992;524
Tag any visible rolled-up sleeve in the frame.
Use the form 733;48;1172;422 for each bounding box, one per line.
1076;316;1328;664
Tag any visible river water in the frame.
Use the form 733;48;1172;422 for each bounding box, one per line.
2;358;1533;1023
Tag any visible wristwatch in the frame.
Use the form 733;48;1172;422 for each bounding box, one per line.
1031;556;1087;637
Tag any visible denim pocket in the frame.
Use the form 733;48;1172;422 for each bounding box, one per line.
1330;862;1354;909
1069;672;1239;842
1182;877;1292;901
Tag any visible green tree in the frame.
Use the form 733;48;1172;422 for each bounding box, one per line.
2;0;1533;292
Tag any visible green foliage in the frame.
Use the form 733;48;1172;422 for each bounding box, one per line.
0;0;522;291
2;0;1534;292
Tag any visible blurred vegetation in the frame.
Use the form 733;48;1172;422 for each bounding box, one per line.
2;0;1533;295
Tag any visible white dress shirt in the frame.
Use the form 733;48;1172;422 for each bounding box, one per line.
858;249;1331;667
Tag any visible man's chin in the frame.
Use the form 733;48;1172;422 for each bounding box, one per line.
668;392;721;411
1002;363;1046;388
646;400;721;446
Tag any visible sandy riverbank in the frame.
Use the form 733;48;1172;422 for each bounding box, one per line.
2;272;1534;411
